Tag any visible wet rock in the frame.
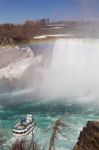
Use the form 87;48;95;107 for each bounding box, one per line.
73;121;99;150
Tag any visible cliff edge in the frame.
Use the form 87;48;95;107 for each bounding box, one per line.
0;46;42;80
73;121;99;150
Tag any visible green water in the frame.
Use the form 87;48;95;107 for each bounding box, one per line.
1;38;99;149
0;98;99;150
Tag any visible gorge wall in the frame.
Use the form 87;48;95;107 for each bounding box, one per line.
73;121;99;150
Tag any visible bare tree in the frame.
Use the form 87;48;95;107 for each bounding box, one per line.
48;119;68;150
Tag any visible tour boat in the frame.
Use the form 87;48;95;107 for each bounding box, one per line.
13;114;36;138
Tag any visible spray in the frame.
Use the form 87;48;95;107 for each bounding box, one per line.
40;38;99;104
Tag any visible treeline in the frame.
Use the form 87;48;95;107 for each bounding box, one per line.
0;19;49;45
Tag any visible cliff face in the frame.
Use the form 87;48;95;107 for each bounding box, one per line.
73;121;99;150
0;46;35;80
0;46;43;96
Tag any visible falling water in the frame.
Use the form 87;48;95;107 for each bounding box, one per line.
1;39;99;150
41;38;99;104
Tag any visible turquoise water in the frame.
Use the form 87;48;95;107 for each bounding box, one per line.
1;38;99;149
0;97;99;150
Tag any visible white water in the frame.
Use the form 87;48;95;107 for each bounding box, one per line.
41;38;99;104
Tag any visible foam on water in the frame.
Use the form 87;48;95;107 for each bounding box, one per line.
0;99;99;150
1;38;99;149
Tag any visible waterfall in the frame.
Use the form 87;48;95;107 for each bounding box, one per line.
41;38;99;103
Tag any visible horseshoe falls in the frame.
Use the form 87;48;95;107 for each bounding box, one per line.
1;38;99;150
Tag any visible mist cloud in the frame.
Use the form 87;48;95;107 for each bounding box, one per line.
40;38;99;104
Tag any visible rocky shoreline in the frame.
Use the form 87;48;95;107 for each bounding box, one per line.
73;121;99;150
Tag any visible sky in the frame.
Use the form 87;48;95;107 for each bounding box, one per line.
0;0;99;23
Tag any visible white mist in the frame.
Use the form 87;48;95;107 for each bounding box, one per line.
40;38;99;103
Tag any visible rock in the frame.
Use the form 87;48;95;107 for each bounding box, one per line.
0;46;34;79
8;37;14;45
73;121;99;150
